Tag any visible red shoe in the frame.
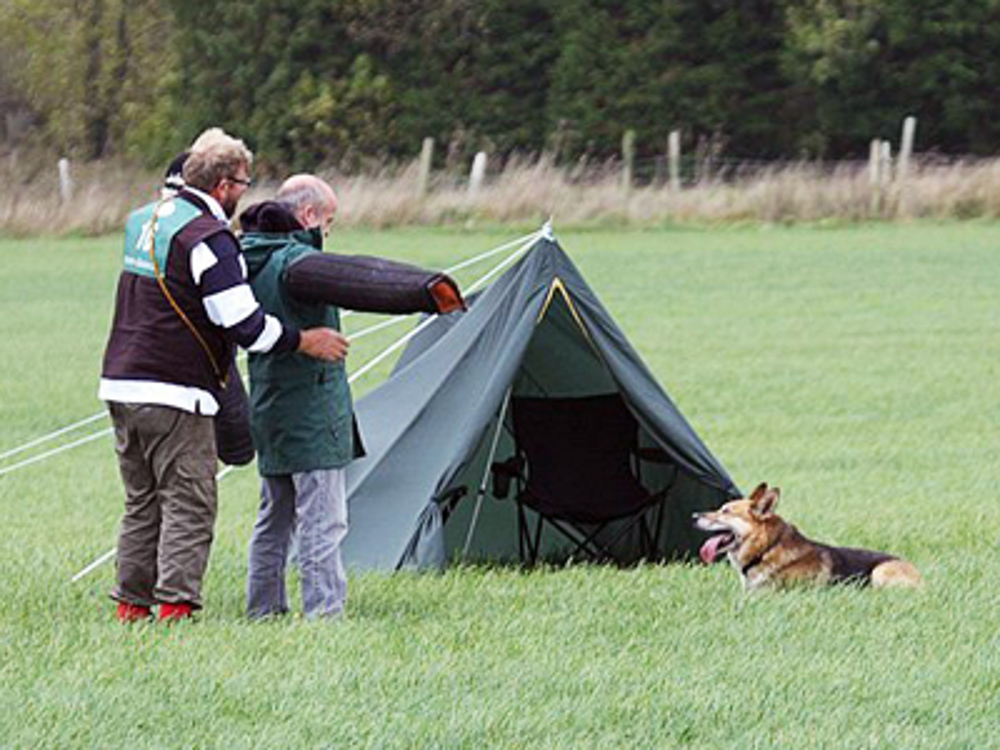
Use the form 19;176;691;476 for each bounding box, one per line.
116;602;152;623
158;602;195;622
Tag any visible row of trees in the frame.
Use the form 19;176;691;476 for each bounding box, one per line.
2;0;999;171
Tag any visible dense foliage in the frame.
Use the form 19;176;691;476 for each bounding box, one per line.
2;0;999;168
0;0;176;160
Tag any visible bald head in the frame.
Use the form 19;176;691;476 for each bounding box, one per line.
276;174;338;233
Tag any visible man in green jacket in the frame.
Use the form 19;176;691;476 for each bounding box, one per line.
241;175;463;618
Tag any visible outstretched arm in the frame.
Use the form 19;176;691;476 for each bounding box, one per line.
284;253;465;315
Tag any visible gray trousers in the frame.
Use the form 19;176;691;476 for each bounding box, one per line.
246;469;348;619
109;402;217;608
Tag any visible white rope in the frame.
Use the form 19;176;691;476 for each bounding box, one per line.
346;315;410;343
462;231;538;296
347;315;439;385
342;227;544;340
346;230;540;385
68;224;549;583
5;229;545;470
70;548;117;583
0;411;108;463
338;228;542;325
441;228;544;276
0;427;113;478
71;462;240;583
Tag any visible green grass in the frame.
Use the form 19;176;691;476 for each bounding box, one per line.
2;222;1000;748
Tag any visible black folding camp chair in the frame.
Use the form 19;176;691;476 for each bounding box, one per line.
491;393;670;565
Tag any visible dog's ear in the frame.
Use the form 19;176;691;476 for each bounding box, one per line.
752;486;780;517
748;482;768;502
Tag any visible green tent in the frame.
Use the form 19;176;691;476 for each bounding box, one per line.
343;231;739;570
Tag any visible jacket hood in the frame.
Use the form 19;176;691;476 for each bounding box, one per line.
239;201;323;276
239;200;302;233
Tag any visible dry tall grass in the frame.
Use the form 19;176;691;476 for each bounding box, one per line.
2;152;1000;235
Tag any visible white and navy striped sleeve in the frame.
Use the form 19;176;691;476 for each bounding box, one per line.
193;232;300;353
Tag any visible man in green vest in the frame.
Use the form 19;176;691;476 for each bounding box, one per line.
240;174;464;619
100;132;348;623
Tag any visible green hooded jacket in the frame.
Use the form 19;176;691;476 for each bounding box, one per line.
242;227;357;475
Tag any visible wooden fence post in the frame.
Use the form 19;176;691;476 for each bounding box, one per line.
869;139;882;217
417;137;434;199
877;140;893;218
896;116;917;216
621;129;636;194
880;140;893;180
898;116;916;181
468;151;487;199
668;130;681;191
58;158;73;204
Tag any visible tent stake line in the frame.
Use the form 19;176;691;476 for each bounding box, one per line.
68;225;553;581
5;228;550;479
0;428;113;478
345;228;545;344
0;411;108;463
347;232;541;385
71;464;238;583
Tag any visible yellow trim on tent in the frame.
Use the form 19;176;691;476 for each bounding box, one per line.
536;277;598;351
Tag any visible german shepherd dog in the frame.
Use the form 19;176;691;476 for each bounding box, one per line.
694;483;921;590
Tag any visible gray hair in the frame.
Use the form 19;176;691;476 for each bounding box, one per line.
275;180;329;213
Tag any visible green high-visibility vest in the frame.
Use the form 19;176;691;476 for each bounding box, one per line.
123;198;202;277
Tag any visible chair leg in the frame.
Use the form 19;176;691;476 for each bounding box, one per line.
637;500;661;558
577;501;665;564
638;513;653;557
517;501;528;563
514;488;673;565
516;501;544;566
530;512;544;564
547;517;609;562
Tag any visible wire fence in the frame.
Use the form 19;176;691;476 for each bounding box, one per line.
6;146;1000;235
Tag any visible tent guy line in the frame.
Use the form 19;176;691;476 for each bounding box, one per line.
44;230;538;487
0;427;113;479
342;224;543;326
0;411;108;463
346;231;542;384
70;464;236;584
68;225;546;583
2;228;545;475
345;228;544;343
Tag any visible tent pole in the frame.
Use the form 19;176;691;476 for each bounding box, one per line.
462;389;512;557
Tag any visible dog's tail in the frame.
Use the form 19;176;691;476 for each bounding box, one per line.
871;559;923;588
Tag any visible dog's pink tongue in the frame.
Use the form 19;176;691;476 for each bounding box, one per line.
700;535;726;564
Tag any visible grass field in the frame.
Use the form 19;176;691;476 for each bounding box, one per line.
1;222;999;748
